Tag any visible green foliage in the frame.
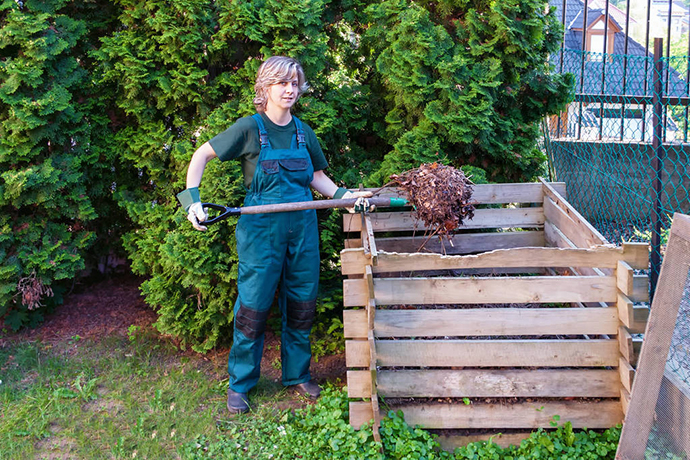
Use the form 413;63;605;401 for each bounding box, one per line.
183;387;622;460
0;0;121;329
2;0;572;348
362;0;574;184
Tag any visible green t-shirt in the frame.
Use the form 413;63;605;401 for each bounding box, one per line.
209;113;328;188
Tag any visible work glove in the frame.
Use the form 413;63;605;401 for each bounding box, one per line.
187;202;208;231
177;187;208;231
342;190;375;213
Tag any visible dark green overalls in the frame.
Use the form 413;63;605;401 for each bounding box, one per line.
228;114;320;393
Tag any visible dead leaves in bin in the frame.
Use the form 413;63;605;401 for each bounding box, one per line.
391;163;475;246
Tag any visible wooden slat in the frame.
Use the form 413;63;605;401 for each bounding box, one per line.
616;293;635;329
370;183;564;204
617;294;649;333
622;242;649;270
347;369;621;398
363;215;377;264
543;196;596;249
341;246;648;275
371;182;566;204
343;276;617;307
350;400;623;429
540;179;609;245
620;387;631;416
343;207;544;232
618;326;642;367
345;230;545;254
343;307;620;339
619;357;635;393
347;370;372;398
347;339;620;367
544;220;573;249
346;340;369;367
632;274;650;302
617;261;634;296
631;306;650;333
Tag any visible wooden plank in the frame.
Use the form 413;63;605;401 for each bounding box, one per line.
363;215;378;264
346;340;369;367
347;369;621;398
619;357;635;393
346;230;545;255
343;207;544;232
544;221;573;249
543;196;596;249
620;387;631;416
632;274;650;302
437;433;532;450
342;307;620;339
616;293;635;329
630;306;650;334
618;326;642;367
343;276;617;307
350;400;623;429
622;242;649;270
617;261;634;296
347;339;620;367
341;246;648;275
540;179;609;245
370;182;566;204
347;370;372;398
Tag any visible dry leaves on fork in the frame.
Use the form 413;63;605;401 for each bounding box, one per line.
390;163;475;240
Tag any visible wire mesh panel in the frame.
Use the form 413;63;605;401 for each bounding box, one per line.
617;213;690;459
546;42;690;296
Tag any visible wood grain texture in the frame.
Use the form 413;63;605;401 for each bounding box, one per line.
346;369;621;398
343;276;617;307
345;231;545;254
350;400;623;429
343;207;544;232
342;307;620;338
341;246;649;275
540;179;609;245
370;182;566;204
346;339;620;367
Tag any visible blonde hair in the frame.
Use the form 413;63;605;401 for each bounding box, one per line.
253;56;309;112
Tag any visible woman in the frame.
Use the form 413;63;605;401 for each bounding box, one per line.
177;56;371;414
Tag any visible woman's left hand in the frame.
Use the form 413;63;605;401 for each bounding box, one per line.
342;190;375;213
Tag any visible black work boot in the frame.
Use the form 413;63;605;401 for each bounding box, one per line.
227;388;250;414
290;380;321;400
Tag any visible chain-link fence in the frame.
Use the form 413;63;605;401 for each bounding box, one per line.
544;39;690;297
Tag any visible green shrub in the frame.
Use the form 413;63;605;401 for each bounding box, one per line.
361;0;574;185
0;0;121;329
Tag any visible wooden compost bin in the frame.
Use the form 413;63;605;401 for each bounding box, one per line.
341;180;650;447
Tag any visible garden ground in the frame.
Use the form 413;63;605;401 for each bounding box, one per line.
0;274;623;460
0;274;346;459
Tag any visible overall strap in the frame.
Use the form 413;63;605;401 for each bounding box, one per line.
252;113;271;148
293;117;306;148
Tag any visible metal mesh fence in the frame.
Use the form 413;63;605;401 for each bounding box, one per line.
646;267;690;459
545;43;690;296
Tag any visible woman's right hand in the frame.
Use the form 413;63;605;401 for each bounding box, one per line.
188;202;208;231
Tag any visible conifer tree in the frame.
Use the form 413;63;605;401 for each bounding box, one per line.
0;0;119;329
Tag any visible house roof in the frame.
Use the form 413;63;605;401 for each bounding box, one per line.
549;0;687;97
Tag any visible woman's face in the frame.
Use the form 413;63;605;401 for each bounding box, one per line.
265;78;299;112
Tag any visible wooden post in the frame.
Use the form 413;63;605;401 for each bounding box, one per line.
617;213;690;459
